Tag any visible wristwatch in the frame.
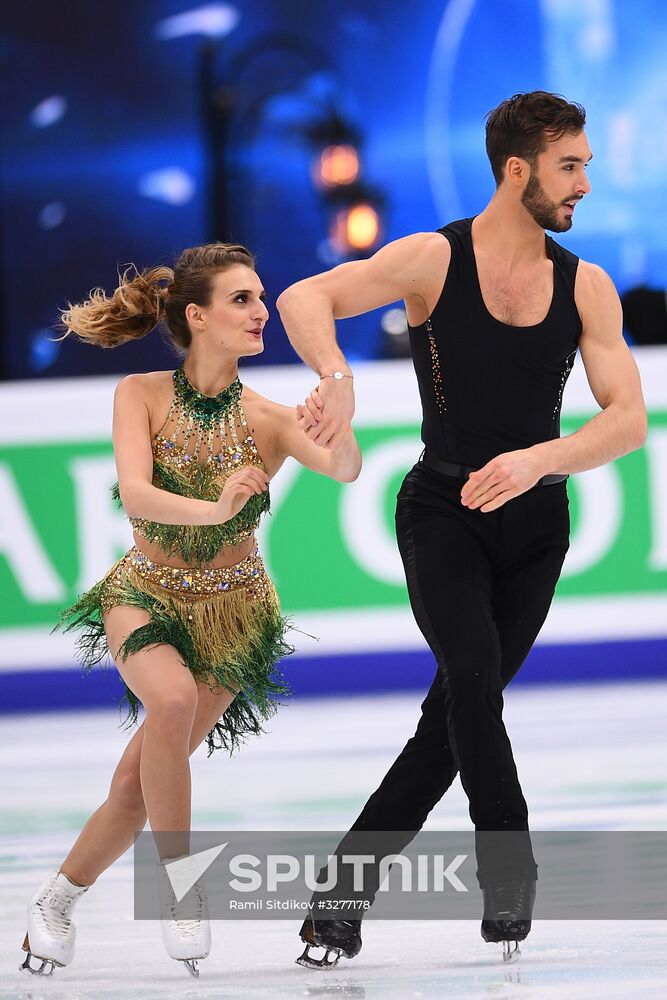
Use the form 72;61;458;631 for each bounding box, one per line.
319;371;353;380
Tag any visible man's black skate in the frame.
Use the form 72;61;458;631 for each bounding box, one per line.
296;914;362;970
480;879;536;963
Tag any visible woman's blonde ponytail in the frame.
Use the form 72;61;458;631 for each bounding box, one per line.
58;265;173;348
58;243;255;355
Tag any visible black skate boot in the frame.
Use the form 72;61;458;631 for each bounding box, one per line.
296;913;362;970
480;878;536;963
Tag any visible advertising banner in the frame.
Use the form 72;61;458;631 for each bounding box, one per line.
1;350;666;696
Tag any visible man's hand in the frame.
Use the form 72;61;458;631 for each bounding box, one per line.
295;378;355;449
460;448;547;512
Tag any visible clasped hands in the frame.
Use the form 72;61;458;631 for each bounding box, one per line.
296;378;355;450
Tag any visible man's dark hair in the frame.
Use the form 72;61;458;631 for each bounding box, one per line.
485;91;586;185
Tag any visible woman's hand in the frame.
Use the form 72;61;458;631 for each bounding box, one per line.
296;387;361;481
210;467;270;523
296;386;324;437
296;379;355;449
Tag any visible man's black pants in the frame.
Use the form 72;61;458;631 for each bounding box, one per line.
336;458;570;891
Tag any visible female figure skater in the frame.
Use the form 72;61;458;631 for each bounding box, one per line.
20;243;361;978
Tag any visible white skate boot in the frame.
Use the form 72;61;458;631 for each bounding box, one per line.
20;870;90;975
157;856;211;977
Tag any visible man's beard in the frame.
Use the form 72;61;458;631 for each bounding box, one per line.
521;170;572;233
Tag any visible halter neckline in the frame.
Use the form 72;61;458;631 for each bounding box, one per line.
174;366;243;420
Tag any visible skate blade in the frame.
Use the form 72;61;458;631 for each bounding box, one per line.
183;958;200;978
502;941;521;963
20;933;63;976
296;943;341;970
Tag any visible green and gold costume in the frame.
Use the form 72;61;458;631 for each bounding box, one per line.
56;367;292;754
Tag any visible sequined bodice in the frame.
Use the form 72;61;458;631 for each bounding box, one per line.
118;367;270;566
150;368;263;484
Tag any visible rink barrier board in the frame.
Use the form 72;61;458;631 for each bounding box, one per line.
1;637;666;715
1;353;667;694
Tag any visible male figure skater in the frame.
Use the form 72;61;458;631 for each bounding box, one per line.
277;91;647;965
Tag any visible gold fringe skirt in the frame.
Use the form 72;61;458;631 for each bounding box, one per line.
55;544;293;754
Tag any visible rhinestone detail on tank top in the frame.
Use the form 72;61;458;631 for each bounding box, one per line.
552;349;577;422
426;317;447;413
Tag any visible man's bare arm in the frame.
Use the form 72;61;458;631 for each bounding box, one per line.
461;262;647;513
531;262;647;474
276;232;450;447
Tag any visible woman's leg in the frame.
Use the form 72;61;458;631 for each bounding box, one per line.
59;725;148;886
60;605;236;884
104;605;198;860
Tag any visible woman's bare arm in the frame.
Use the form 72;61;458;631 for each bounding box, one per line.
113;375;227;525
270;396;362;483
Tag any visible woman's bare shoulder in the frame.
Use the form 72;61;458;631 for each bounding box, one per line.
114;371;176;438
115;369;175;400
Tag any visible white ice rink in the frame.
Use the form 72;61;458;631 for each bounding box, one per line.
2;680;666;999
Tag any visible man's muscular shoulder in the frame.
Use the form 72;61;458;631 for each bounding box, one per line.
574;259;619;316
403;231;451;325
573;259;622;344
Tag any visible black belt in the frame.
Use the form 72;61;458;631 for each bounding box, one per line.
419;449;568;487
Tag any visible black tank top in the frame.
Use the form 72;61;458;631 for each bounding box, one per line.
408;217;582;467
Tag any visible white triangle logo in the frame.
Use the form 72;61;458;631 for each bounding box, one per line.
165;843;228;902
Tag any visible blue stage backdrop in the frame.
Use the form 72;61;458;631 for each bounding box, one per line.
2;0;667;379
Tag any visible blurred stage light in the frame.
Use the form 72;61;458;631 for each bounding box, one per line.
380;308;411;359
381;308;408;336
29;96;67;128
317;144;360;187
138;168;196;205
30;330;60;373
155;3;239;40
332;203;381;252
38;202;66;230
305;110;385;260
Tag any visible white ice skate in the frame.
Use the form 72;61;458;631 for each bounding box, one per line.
20;870;90;975
157;857;211;978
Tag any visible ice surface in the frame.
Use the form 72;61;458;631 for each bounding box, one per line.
1;681;666;998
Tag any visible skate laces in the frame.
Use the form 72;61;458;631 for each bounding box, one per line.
164;884;207;933
485;880;531;917
166;917;204;938
35;889;75;936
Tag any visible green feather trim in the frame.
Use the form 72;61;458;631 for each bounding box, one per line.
152;458;229;501
54;572;293;756
51;578;143;732
111;464;270;565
